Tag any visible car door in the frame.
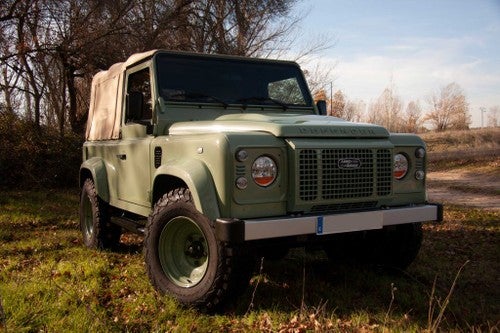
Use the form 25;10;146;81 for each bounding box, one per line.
115;64;154;209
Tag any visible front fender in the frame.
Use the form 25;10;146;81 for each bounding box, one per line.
80;157;110;202
153;159;220;220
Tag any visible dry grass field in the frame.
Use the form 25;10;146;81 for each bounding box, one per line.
423;128;500;211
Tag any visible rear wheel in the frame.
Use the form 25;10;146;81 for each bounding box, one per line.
80;178;121;249
325;223;423;270
144;188;252;309
372;223;423;270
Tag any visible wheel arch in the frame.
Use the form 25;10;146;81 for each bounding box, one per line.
80;157;110;202
153;160;220;220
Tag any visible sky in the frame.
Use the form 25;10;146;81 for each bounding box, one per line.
294;0;500;127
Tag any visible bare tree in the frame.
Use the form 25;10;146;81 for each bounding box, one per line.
0;0;23;22
367;85;403;132
344;99;364;122
302;62;334;101
312;88;327;103
0;54;22;115
326;89;363;121
425;82;470;131
1;0;321;136
330;89;345;117
402;100;423;133
7;0;45;129
175;0;300;56
487;106;499;128
1;0;170;134
312;87;364;122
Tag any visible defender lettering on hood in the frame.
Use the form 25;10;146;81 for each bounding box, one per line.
168;114;389;138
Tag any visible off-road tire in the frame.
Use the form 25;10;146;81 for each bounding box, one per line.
79;178;121;249
325;223;423;270
373;222;423;270
144;188;251;310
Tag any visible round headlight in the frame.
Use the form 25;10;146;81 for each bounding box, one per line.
252;156;277;187
394;153;409;180
415;147;426;158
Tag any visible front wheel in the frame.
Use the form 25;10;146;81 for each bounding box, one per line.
144;188;247;309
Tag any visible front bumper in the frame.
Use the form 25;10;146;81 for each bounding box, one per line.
215;203;443;243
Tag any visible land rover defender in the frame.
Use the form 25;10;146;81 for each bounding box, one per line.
80;50;442;309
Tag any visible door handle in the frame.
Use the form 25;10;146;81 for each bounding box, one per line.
117;154;126;160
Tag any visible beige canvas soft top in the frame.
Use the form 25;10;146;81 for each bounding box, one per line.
85;50;157;141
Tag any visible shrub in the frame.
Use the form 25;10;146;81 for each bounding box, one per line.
0;113;83;189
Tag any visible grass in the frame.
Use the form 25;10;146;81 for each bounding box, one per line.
1;128;499;331
1;190;499;332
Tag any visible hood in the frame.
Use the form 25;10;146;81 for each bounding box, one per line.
168;113;389;138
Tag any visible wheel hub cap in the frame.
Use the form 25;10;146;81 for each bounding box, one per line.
185;237;206;259
158;216;209;288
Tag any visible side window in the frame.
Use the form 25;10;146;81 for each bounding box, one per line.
126;68;152;124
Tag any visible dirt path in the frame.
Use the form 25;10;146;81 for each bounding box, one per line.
427;164;499;212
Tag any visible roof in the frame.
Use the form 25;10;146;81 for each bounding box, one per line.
92;49;158;85
85;50;302;141
86;51;159;141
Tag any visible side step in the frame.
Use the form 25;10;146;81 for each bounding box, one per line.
111;216;145;235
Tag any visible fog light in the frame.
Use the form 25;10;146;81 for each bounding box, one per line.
236;177;248;189
415;170;425;180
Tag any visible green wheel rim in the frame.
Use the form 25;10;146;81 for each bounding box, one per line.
82;195;94;240
159;216;209;287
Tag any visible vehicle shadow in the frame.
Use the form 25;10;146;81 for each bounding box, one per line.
227;224;499;330
229;249;425;318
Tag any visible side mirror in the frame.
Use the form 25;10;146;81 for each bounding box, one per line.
316;100;327;116
127;91;144;122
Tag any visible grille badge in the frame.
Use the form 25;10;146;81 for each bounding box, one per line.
338;158;362;169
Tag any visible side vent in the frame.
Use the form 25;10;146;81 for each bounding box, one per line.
154;147;162;168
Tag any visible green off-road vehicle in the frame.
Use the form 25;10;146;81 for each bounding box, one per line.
80;50;442;309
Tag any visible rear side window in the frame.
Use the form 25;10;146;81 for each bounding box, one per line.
126;68;152;123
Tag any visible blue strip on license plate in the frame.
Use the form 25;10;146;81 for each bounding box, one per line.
316;216;324;235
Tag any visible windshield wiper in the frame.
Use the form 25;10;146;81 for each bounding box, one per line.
236;97;288;110
169;91;229;108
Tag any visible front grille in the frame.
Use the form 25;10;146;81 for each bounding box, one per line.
298;149;318;201
322;149;374;199
377;150;392;195
298;148;392;201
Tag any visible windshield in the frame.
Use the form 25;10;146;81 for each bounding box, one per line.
155;53;312;108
